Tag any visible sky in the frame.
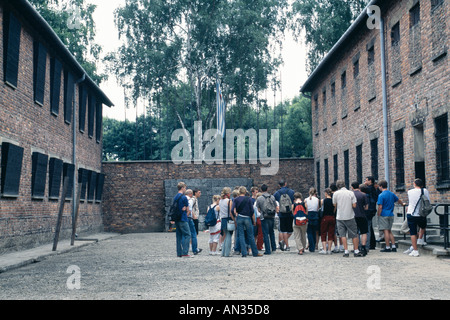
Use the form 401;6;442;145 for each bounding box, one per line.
87;0;309;121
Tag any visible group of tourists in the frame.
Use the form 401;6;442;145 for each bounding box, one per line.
170;177;431;258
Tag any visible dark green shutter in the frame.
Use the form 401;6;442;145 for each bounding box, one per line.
3;11;21;87
64;70;74;124
33;41;47;105
50;57;62;116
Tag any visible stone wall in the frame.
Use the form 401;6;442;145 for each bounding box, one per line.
101;158;314;233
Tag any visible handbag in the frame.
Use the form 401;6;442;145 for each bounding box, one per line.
226;198;236;232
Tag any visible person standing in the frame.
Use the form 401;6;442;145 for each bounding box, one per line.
192;189;201;235
292;192;308;255
351;182;369;256
304;187;320;252
219;187;232;256
173;182;192;258
377;180;404;252
232;186;262;257
207;195;222;255
256;184;277;255
404;178;430;257
332;180;362;257
319;188;336;255
186;189;201;255
364;176;379;250
274;180;295;251
251;187;264;251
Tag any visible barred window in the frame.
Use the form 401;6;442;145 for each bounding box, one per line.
391;22;400;46
33;41;47;105
3;11;21;88
435;114;449;185
333;154;338;183
316;161;321;194
356;145;363;184
353;59;359;79
324;158;329;189
50;58;62;116
410;3;420;28
371;138;379;181
344;150;349;188
395;129;405;189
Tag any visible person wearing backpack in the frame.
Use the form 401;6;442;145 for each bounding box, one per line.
292;192;308;255
404;178;431;257
305;187;320;252
207;195;222;255
256;184;277;254
172;182;192;258
274;180;295;251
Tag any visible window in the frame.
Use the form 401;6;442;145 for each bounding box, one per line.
333;154;338;183
322;88;327;105
356;144;363;183
410;3;420;28
324;158;329;189
1;142;24;198
31;152;48;199
331;82;336;98
87;171;97;202
370;139;379;181
316;161;321;194
78;168;89;201
64;70;74;124
341;71;347;89
344;150;349;189
50;57;62;116
353;59;360;79
391;22;400;46
63;163;75;200
435;114;449;186
3;11;21;88
368;46;375;65
33;41;47;105
431;0;444;10
395;129;405;189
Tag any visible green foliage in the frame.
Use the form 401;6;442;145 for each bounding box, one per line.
28;0;106;84
290;0;369;75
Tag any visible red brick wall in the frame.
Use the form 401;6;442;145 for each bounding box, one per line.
101;159;314;233
310;0;449;204
0;6;104;254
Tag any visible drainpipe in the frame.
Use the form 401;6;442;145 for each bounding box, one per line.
72;73;85;227
379;14;390;188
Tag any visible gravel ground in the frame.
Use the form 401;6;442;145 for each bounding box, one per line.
0;231;449;300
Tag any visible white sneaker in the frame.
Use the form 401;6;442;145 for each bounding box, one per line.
403;246;413;254
417;238;427;245
409;250;420;257
318;249;327;255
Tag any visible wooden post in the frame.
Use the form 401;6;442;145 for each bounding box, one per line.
52;178;69;251
71;182;82;246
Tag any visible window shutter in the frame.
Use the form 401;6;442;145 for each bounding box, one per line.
33;41;47;105
48;158;63;199
1;142;24;197
63;163;75;200
96;101;102;143
64;70;74;124
79;84;87;133
78;168;88;201
88;94;96;138
95;173;105;202
50;57;62;116
87;171;97;202
3;11;21;88
31;152;48;199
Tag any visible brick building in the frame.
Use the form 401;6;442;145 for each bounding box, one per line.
0;0;113;253
301;0;449;205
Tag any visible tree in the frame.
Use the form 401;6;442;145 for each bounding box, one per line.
29;0;106;84
290;0;369;75
106;0;289;156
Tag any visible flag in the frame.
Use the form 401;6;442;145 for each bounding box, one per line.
216;81;226;138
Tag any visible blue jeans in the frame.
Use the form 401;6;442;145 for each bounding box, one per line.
261;218;276;254
188;218;199;253
175;221;191;256
307;219;319;252
237;216;259;257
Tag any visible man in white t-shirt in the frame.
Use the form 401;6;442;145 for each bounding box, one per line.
404;178;430;257
332;180;361;257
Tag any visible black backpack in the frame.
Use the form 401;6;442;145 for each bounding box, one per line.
169;194;183;222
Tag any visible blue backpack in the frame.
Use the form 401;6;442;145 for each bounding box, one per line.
169;194;183;222
205;205;218;228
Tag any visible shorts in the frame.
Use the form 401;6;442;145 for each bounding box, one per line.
209;231;220;243
336;219;358;239
355;216;368;234
378;216;394;231
279;215;293;234
407;215;427;236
